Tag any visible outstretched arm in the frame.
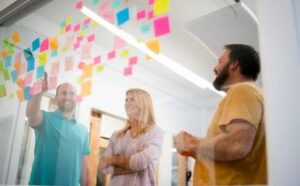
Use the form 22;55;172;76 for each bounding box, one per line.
26;72;48;128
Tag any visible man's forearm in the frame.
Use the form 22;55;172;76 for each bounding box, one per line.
113;166;137;175
111;156;130;169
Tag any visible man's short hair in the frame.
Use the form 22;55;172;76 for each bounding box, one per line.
225;44;260;80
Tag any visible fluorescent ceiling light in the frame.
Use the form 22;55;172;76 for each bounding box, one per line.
80;6;224;97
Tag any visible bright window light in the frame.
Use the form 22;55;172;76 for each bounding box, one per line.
80;6;225;97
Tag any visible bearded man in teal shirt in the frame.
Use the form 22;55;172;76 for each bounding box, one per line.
26;72;90;186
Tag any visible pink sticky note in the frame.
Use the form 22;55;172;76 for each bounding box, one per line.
83;18;91;25
48;76;58;91
15;52;22;62
81;43;92;59
113;36;126;50
65;56;74;71
32;79;43;96
73;23;81;32
73;42;80;50
123;66;132;76
94;56;101;64
98;3;115;24
24;72;33;86
65;34;74;49
77;36;83;42
153;15;170;37
76;1;83;9
78;61;85;69
148;10;154;19
51;61;60;75
136;10;146;20
18;63;27;75
87;34;95;43
107;51;116;60
75;95;82;103
148;0;155;5
65;24;72;32
40;38;49;52
128;56;138;66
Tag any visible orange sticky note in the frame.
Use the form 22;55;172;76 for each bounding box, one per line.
82;64;93;79
80;80;92;96
16;89;25;102
16;77;24;88
12;32;21;44
145;39;160;60
1;49;8;59
49;36;58;50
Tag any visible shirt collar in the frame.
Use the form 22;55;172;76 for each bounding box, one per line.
54;109;77;123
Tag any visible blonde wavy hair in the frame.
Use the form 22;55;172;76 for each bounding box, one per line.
118;88;156;135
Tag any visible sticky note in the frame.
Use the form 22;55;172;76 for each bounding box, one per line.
102;10;115;24
93;0;100;5
83;18;91;25
14;61;21;71
65;56;74;71
11;70;18;82
78;61;85;70
65;34;74;49
15;52;22;63
65;16;73;24
113;36;126;50
49;37;58;50
51;61;60;75
74;95;82;103
141;22;151;33
51;50;58;57
16;89;25;102
11;32;21;44
136;10;146;20
94;56;101;64
148;0;155;5
107;51;116;60
3;69;10;81
153;15;170;37
82;64;93;79
87;34;95;43
145;39;160;60
23;48;35;71
32;79;43;95
38;52;48;65
153;0;170;16
117;8;129;26
77;36;83;43
80;80;92;96
81;43;92;59
77;76;83;84
36;66;45;79
128;56;138;66
112;0;121;8
16;77;24;88
1;49;8;59
120;49;129;58
76;1;83;9
0;84;6;97
2;37;9;47
73;23;81;32
123;66;132;76
24;86;32;100
24;71;33;86
96;64;104;73
0;61;3;72
48;75;58;90
32;38;40;51
40;38;49;52
148;10;154;19
18;63;26;75
65;24;72;32
4;56;12;68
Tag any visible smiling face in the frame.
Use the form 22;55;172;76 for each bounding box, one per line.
55;83;76;113
213;49;232;91
125;92;140;119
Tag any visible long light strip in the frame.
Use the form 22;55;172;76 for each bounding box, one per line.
80;6;225;96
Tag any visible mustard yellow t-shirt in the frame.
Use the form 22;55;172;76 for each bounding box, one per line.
193;82;267;185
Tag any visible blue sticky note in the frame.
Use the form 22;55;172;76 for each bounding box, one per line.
82;24;89;30
93;0;100;5
112;0;121;8
10;70;18;82
32;38;40;51
117;8;129;26
51;50;58;57
36;65;45;79
24;86;32;100
24;48;35;72
4;56;12;68
141;23;151;33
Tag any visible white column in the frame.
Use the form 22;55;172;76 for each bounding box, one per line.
257;0;300;185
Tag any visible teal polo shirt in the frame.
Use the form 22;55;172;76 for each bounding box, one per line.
29;110;90;186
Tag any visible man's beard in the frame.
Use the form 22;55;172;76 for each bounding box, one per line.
58;100;75;113
213;63;230;91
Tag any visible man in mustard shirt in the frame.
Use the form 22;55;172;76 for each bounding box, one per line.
175;44;267;185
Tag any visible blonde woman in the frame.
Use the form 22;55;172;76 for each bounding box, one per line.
100;88;164;186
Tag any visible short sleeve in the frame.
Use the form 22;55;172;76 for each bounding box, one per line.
219;85;263;129
83;128;90;155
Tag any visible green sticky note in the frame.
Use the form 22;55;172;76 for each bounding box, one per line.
0;61;3;72
0;84;6;97
7;43;14;55
2;37;9;47
3;69;10;81
96;64;104;72
93;0;100;5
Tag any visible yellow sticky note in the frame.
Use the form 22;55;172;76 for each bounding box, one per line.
120;49;129;58
38;52;48;65
82;64;94;79
145;39;160;60
80;80;92;96
77;76;83;85
96;64;104;73
49;37;58;50
91;21;99;28
12;32;21;44
16;89;25;102
153;0;170;16
65;16;73;24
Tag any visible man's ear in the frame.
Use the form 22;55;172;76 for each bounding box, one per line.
230;60;239;71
